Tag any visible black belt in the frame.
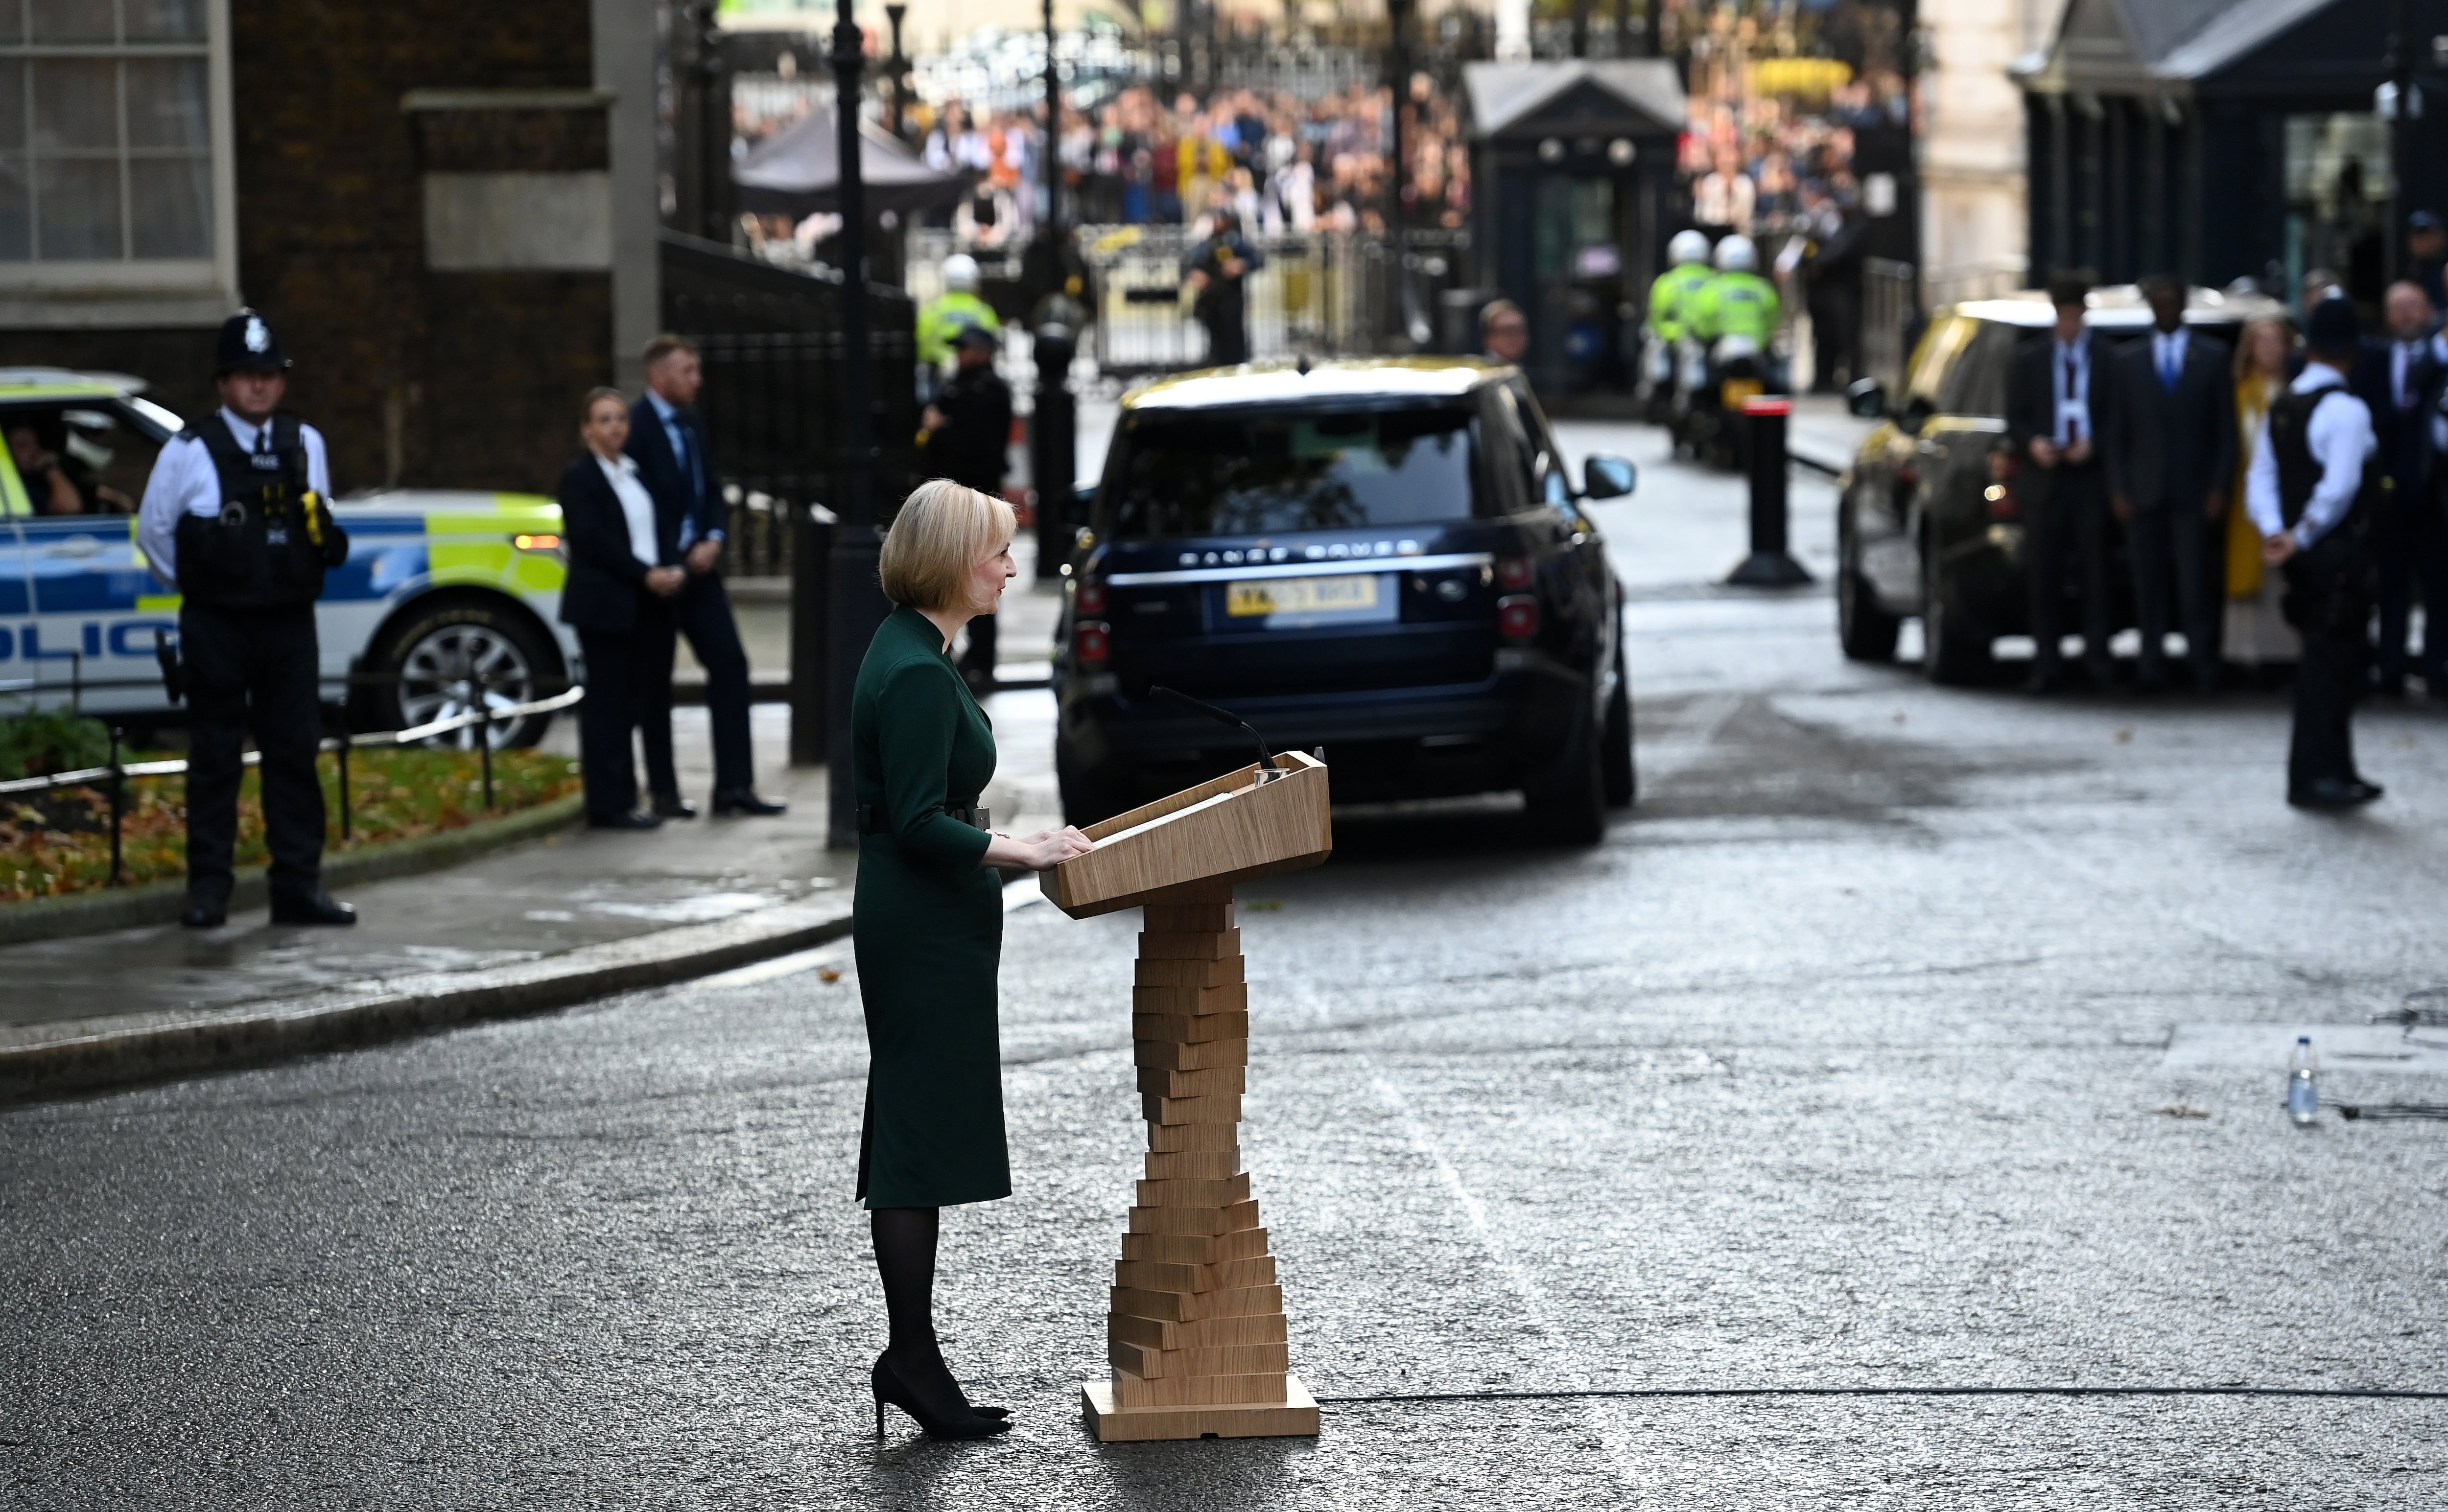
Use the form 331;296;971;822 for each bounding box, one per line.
857;803;989;835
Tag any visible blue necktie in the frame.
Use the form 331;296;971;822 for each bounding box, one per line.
2160;342;2178;391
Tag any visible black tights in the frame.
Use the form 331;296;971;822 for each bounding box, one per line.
871;1206;940;1359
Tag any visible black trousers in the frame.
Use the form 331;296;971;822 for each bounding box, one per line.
2026;464;2113;678
639;574;754;799
2284;531;2372;791
180;604;326;908
2370;487;2448;684
2127;500;2222;688
576;616;669;821
1201;313;1248;366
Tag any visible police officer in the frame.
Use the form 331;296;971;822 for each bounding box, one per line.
1644;229;1716;402
138;309;354;927
1692;234;1781;370
921;323;1013;691
915;254;1001;400
2246;296;2383;811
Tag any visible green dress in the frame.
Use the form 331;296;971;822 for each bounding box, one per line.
852;605;1009;1210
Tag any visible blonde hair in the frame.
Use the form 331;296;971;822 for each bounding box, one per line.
2234;314;2298;385
879;478;1015;609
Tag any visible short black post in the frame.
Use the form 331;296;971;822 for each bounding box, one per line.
1032;319;1078;580
472;678;495;810
336;725;353;842
106;725;124;887
1725;396;1812;587
789;501;838;766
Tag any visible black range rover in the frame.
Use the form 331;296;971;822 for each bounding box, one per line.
1053;359;1638;842
1836;284;2288;682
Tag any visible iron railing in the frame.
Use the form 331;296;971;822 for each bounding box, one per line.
1861;256;1919;399
0;683;584;888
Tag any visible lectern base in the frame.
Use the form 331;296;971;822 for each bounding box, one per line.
1079;1374;1320;1442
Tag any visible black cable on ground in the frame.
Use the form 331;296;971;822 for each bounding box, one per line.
2338;1104;2448;1121
1314;1385;2448;1406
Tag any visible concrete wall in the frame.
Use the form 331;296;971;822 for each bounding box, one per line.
1918;0;2069;304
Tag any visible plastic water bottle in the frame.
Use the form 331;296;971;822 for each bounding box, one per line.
2286;1036;2319;1125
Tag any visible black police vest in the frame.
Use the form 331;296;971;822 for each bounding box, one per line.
2267;386;2382;532
173;413;348;610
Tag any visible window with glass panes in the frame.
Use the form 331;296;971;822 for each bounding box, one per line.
0;0;213;264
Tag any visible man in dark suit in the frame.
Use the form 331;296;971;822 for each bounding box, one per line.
2348;279;2448;697
626;334;784;816
2101;274;2238;693
2006;274;2115;692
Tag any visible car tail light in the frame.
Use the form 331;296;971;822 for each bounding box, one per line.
1073;621;1111;665
1076;579;1106;615
1495;556;1534;590
1496;594;1539;642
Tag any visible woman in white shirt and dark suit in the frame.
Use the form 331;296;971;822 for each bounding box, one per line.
560;387;688;830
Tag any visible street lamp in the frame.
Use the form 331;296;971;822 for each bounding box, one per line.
1385;0;1411;349
1044;0;1061;236
824;0;883;850
885;2;911;141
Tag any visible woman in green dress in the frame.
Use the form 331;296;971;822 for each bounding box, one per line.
854;479;1092;1440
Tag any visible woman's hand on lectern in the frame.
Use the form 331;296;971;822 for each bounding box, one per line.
984;826;1095;871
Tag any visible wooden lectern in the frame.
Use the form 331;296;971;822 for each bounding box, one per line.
1041;750;1333;1442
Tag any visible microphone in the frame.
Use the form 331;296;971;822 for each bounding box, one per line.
1149;686;1282;779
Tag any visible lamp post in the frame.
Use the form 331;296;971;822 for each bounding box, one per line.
824;0;884;849
1385;0;1412;349
688;2;732;243
1044;0;1061;235
885;2;911;141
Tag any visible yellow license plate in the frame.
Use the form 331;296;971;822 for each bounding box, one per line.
1226;574;1380;618
1721;377;1764;409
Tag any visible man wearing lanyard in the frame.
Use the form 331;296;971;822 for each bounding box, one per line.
626;334;784;818
136;310;355;928
2250;297;2383;810
2006;275;2115;692
2346;280;2448;698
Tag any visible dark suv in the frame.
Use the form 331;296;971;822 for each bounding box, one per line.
1836;284;2288;682
1053;359;1638;842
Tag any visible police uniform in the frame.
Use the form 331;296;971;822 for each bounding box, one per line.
136;310;355;927
925;324;1013;685
2245;298;2383;810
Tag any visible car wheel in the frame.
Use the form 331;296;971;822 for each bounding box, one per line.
1526;708;1607;845
1601;645;1636;810
1056;734;1132;829
1837;501;1901;662
365;594;562;748
1921;548;1992;686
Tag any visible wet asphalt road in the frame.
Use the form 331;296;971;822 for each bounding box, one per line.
7;424;2448;1509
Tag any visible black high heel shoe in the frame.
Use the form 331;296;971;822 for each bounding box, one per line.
871;1351;1011;1441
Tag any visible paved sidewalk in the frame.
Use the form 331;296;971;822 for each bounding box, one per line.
0;669;1064;1060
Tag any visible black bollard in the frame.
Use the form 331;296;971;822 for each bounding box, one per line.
1725;395;1812;587
1032;321;1078;580
788;501;837;766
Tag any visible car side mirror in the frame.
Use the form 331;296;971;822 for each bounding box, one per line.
1898;394;1935;435
1582;454;1637;500
1845;376;1886;419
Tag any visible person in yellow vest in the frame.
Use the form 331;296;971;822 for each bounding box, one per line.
1691;234;1780;350
916;254;1000;401
1644;229;1716;404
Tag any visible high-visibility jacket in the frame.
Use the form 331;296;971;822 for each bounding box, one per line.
916;291;1000;368
1691;270;1780;345
1647;264;1716;343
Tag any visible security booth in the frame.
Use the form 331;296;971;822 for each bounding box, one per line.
2016;0;2448;307
1463;61;1687;404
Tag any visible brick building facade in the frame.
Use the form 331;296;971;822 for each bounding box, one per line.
0;0;657;496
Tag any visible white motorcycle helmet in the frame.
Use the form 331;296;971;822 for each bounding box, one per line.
942;253;981;293
1713;235;1759;274
1668;229;1712;268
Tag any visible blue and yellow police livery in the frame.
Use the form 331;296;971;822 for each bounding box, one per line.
0;369;577;745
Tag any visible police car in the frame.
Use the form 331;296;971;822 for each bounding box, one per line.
0;369;575;745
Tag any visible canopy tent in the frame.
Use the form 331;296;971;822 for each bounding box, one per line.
732;107;973;218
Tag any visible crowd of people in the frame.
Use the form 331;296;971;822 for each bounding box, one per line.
910;77;1468;246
